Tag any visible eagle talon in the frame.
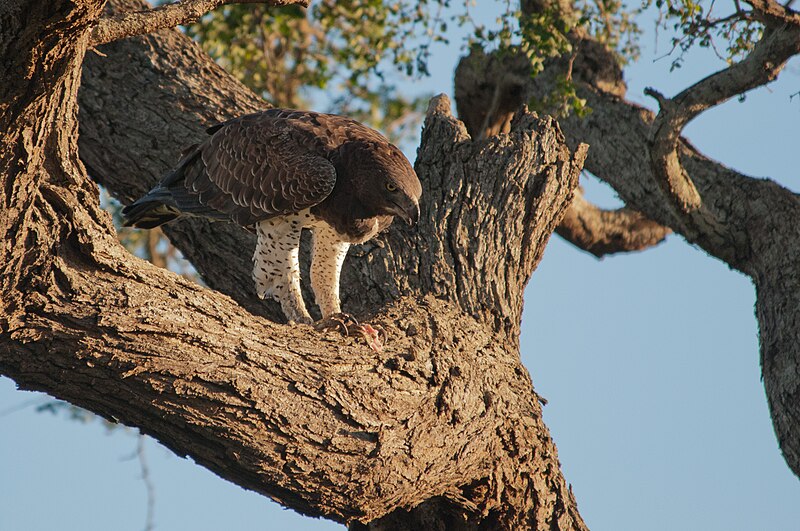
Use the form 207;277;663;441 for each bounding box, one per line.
370;324;387;345
315;312;360;336
315;314;386;352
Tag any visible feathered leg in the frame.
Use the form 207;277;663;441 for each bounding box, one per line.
253;217;311;324
310;226;385;351
310;225;350;319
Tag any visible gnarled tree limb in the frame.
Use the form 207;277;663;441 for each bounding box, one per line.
530;32;800;480
555;187;671;258
453;0;800;480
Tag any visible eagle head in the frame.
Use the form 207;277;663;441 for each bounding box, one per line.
381;167;421;226
355;142;422;226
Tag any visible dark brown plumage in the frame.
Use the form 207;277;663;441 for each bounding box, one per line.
123;109;422;325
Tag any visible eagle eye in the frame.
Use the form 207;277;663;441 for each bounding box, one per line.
385;183;397;192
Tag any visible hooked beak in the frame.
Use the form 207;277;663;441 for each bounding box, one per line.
407;201;420;226
390;199;420;226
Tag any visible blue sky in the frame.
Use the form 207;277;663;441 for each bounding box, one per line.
2;3;799;530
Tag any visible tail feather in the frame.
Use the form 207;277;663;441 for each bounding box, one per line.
122;189;180;229
123;147;229;229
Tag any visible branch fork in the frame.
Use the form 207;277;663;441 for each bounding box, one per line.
643;6;800;247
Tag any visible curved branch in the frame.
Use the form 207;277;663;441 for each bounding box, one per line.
91;0;309;47
534;46;800;480
644;20;800;238
556;188;671;258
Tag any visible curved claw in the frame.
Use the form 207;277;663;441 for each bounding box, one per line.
314;314;387;352
315;313;360;336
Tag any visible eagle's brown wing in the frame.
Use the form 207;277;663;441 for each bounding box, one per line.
180;111;338;226
122;109;391;229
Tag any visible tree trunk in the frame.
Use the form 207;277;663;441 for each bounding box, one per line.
0;1;589;528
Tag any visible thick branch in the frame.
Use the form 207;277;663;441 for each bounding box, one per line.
453;45;630;259
91;0;309;46
556;188;671;258
453;21;800;479
454;48;534;140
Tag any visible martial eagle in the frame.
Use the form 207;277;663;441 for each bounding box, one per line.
123;109;422;336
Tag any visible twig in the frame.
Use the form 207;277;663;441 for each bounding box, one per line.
137;435;156;531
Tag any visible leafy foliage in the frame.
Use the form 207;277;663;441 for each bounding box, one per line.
576;0;642;64
646;0;763;70
183;1;644;128
456;0;641;116
463;0;640;68
184;2;448;144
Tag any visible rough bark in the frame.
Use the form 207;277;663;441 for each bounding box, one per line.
643;20;800;245
1;1;589;529
454;5;800;478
